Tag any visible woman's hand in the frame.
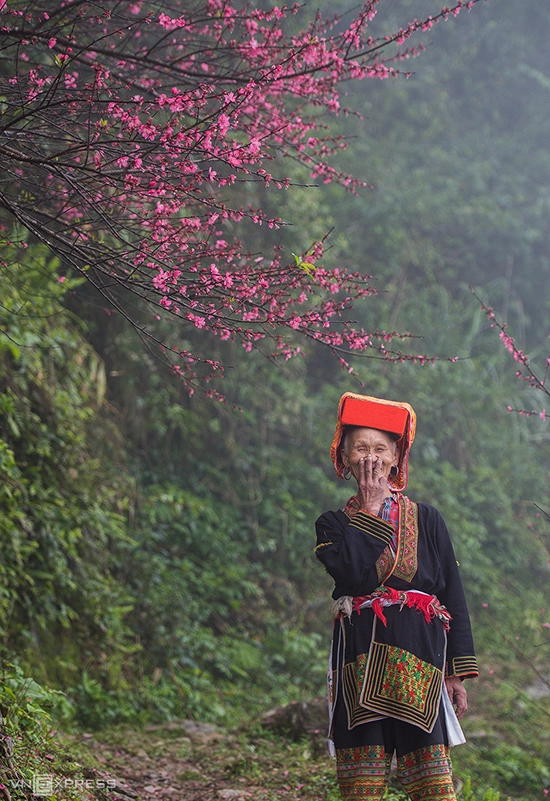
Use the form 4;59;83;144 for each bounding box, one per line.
445;675;468;719
356;455;390;515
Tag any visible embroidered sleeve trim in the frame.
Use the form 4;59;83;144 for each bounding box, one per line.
314;541;333;552
448;655;479;678
348;511;394;546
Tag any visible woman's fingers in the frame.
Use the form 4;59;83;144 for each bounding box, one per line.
445;677;468;719
359;455;382;479
368;456;382;478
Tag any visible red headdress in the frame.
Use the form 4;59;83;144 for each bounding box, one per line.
330;392;417;492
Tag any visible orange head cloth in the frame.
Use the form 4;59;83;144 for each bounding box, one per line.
330;392;417;492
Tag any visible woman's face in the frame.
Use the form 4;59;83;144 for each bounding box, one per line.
341;427;398;481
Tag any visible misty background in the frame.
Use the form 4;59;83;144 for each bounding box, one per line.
1;1;549;798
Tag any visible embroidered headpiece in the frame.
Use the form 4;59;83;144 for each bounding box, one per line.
331;392;416;491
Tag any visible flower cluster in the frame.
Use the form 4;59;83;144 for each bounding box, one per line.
473;288;550;416
0;0;483;392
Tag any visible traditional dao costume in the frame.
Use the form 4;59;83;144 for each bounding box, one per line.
315;393;478;801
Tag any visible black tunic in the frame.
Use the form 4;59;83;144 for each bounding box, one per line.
315;497;478;746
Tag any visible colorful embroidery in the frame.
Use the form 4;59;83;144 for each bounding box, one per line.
394;495;419;582
336;744;455;801
343;656;382;728
355;652;368;684
360;641;443;731
375;545;393;584
336;745;392;800
397;744;456;801
376;496;418;584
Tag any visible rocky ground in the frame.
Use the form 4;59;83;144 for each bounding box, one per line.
64;712;352;801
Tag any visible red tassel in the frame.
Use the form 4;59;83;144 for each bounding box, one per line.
371;598;388;626
370;586;400;626
382;586;401;603
405;591;437;623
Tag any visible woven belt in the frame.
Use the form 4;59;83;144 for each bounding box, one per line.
331;585;452;631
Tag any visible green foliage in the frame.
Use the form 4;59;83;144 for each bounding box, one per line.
0;241;338;726
0;660;71;739
487;745;549;793
453;673;550;801
118;476;329;722
0;661;79;801
458;744;550;800
0;240;135;690
461;776;503;801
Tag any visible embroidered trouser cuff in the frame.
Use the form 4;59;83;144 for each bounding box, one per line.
336;744;456;801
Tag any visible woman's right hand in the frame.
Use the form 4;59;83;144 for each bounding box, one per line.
356;455;389;515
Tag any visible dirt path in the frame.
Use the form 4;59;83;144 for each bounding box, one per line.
73;720;339;801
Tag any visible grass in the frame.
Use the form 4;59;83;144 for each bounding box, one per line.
1;660;548;801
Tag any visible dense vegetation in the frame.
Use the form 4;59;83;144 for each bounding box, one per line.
0;1;549;800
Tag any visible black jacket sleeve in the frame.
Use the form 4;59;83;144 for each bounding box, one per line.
315;508;393;596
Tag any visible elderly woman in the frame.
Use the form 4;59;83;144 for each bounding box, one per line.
315;393;478;801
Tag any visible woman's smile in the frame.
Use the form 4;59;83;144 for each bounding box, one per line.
341;427;398;481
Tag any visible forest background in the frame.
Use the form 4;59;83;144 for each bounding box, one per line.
1;1;549;799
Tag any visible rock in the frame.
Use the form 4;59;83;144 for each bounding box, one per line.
0;734;14;758
181;720;223;744
145;719;224;745
217;790;252;800
110;779;139;798
260;699;328;741
525;677;550;699
259;698;329;755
